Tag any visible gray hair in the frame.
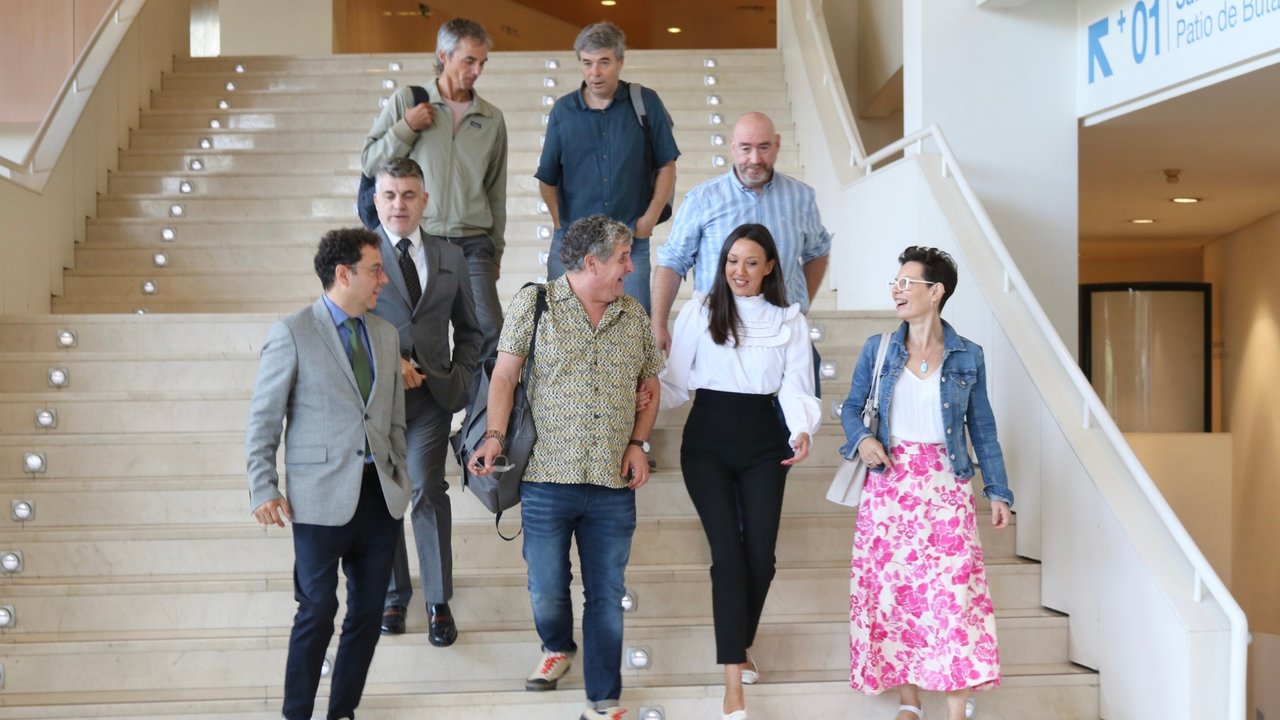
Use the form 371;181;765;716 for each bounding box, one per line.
574;21;625;60
434;18;492;75
560;214;633;272
375;157;424;188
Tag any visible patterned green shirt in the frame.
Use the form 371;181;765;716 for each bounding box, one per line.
497;277;665;488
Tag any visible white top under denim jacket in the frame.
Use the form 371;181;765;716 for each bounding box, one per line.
660;293;822;444
838;320;1014;507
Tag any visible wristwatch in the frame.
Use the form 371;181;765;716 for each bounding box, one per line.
629;438;650;453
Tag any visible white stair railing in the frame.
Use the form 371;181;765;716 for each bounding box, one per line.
0;0;144;189
777;0;1247;717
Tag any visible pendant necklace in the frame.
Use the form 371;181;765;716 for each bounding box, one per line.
917;340;937;374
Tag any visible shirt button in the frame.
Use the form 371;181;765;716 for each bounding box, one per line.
941;377;947;382
943;402;950;409
949;453;956;459
947;428;952;434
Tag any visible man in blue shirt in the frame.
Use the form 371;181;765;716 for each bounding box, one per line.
652;111;832;391
535;21;680;315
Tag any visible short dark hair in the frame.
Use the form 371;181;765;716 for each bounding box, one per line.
559;214;632;272
375;157;424;188
898;245;958;311
435;18;492;75
707;224;788;346
315;228;381;290
574;21;625;59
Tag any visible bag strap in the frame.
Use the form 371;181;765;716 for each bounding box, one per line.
408;85;429;107
861;332;892;417
521;283;548;388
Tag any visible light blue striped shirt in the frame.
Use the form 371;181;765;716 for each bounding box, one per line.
656;170;832;313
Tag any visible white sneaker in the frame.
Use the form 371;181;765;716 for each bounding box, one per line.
580;707;626;720
525;650;571;691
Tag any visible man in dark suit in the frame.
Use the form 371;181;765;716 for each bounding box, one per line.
246;227;411;720
370;157;483;646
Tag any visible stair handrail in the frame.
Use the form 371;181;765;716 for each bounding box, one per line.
784;0;1248;716
0;0;145;188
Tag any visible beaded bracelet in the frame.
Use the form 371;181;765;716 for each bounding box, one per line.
481;429;506;445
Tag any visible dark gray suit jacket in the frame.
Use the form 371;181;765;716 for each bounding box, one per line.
374;226;483;415
245;298;411;525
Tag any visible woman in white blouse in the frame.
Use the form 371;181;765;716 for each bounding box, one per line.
660;223;821;720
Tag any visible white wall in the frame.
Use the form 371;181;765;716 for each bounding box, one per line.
902;0;1079;353
219;0;332;56
0;0;190;314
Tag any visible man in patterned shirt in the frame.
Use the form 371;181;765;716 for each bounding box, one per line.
470;214;663;720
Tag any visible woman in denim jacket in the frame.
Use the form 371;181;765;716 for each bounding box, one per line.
839;246;1012;720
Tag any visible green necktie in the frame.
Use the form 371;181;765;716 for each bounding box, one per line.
343;317;372;402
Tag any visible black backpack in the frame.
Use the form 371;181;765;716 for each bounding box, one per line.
357;85;430;230
629;82;675;224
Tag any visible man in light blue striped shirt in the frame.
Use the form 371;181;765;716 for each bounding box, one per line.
652;112;832;357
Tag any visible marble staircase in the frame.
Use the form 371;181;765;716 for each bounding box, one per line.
0;50;1097;719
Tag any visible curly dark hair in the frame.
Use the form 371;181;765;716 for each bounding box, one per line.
314;227;381;290
707;224;788;346
559;214;632;272
898;245;958;311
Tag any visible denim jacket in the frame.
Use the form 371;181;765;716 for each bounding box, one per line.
838;320;1014;506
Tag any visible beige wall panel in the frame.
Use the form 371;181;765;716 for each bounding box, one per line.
0;0;74;122
1079;252;1203;284
220;0;333;56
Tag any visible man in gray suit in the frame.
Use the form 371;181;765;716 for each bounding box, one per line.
370;158;483;646
246;227;411;720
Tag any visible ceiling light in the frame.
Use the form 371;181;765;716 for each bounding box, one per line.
667;27;682;33
1171;197;1200;204
1129;218;1156;224
601;0;616;5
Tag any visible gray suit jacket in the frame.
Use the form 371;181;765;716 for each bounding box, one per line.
374;226;483;415
245;298;411;525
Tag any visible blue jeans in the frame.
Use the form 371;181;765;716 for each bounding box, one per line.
546;227;652;316
520;481;637;708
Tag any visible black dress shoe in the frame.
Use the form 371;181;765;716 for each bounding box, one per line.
380;605;406;635
427;602;458;647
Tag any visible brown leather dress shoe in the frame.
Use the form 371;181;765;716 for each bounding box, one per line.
427;602;458;647
380;605;406;635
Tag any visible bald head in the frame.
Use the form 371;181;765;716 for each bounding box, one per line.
731;112;780;191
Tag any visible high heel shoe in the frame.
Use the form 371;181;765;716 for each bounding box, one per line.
896;705;923;719
721;711;747;720
740;652;759;685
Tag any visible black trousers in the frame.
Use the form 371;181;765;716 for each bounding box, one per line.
680;389;792;665
283;464;400;720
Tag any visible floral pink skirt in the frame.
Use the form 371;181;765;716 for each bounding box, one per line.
849;439;1001;694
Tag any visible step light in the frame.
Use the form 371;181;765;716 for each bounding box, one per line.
820;361;838;380
234;63;245;73
538;135;545;148
545;59;559;69
379;97;389;109
199;137;212;149
188;159;204;171
225;81;237;91
321;655;332;677
55;329;77;348
179;180;194;194
712;155;727;168
382;79;396;90
537;251;549;268
709;112;723;125
536;275;547;284
704;58;718;68
169;204;185;218
0;605;15;627
809;324;826;343
831;400;843;419
639;708;664;720
541;113;549;126
388;61;402;71
217;99;230;110
542;95;554;107
161;227;177;241
0;551;23;573
620;589;637;612
624;646;651;670
537;225;552;240
706;94;721;106
142;281;158;295
47;368;69;388
153;252;169;267
711;133;725;146
134;308;149;315
537;201;549;214
543;77;557;88
10;501;33;522
704;75;718;87
34;409;57;429
208;118;222;129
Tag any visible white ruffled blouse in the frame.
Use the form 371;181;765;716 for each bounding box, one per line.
660;293;822;443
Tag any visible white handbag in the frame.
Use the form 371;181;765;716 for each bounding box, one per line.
826;332;891;508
